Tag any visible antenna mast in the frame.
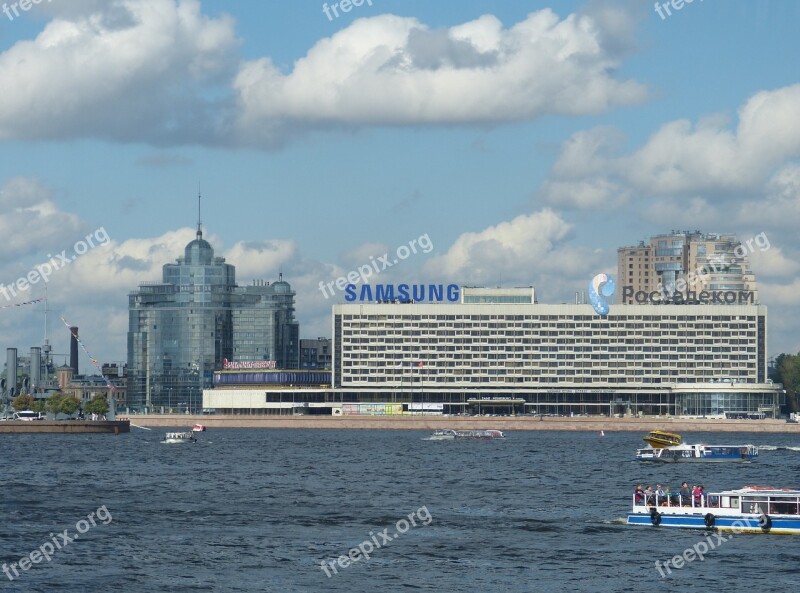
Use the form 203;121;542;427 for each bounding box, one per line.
197;184;202;239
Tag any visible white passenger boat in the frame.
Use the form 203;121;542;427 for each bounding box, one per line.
161;431;197;444
628;486;800;534
428;429;457;440
636;443;758;462
456;429;505;440
426;429;505;440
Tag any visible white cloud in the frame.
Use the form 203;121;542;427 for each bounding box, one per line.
0;0;238;144
0;2;646;147
423;208;600;288
234;9;646;145
540;84;800;211
0;177;85;259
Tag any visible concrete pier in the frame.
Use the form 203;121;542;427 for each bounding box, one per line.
0;420;130;434
125;415;800;433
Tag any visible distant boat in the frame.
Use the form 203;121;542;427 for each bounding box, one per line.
427;429;505;440
192;423;206;432
161;431;197;444
636;443;759;462
643;430;682;448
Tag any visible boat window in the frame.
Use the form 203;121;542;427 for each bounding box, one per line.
769;496;799;515
729;496;739;509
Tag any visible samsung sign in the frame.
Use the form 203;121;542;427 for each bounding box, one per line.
344;283;460;302
622;286;755;305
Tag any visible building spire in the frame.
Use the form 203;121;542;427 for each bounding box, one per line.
197;184;202;240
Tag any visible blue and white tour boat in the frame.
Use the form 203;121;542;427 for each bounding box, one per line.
636;443;758;462
628;485;800;534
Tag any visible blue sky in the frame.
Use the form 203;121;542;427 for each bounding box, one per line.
1;0;799;366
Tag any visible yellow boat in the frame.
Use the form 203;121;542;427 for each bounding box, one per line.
643;430;682;448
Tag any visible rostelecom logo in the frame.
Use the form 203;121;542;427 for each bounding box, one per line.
589;273;615;316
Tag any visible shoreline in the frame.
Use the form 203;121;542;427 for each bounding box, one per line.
0;420;130;434
125;415;800;433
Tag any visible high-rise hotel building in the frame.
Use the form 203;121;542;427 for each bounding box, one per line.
618;231;758;304
205;285;781;417
128;225;299;411
328;287;779;417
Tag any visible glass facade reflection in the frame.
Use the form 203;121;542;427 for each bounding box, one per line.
127;228;298;411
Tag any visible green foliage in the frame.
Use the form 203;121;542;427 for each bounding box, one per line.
772;353;800;413
31;400;47;414
46;392;81;417
60;394;80;416
11;394;34;411
83;395;109;416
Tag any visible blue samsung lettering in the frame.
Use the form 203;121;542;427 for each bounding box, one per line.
375;285;394;301
447;284;460;302
397;284;410;300
359;284;373;301
344;284;356;302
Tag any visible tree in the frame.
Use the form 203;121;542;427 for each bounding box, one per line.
772;353;800;413
31;400;47;414
46;392;81;417
84;395;109;416
11;394;34;411
46;392;65;416
59;395;81;417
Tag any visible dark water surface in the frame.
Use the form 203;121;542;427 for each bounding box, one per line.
2;428;799;592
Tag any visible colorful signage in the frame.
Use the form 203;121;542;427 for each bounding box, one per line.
621;287;755;304
589;273;615;316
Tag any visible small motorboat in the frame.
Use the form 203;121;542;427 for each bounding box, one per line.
161;431;197;444
427;429;457;440
643;430;682;448
192;423;207;432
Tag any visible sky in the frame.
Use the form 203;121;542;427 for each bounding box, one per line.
0;0;799;370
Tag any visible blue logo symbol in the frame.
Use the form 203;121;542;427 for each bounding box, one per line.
589;273;615;316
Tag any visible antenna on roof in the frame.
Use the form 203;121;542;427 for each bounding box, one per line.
197;184;202;240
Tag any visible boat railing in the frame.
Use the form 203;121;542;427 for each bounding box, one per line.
633;493;712;509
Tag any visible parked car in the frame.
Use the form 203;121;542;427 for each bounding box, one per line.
13;411;45;421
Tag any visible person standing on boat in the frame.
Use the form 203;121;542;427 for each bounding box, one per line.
679;482;691;506
692;484;703;507
644;485;655;506
655;484;666;506
634;484;645;505
664;484;673;506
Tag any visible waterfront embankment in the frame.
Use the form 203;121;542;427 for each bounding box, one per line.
126;415;800;433
0;420;130;434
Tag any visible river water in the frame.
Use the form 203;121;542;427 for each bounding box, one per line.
1;428;799;592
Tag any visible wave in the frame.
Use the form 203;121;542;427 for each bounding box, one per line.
760;445;800;451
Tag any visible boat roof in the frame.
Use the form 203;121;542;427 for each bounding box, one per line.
718;486;800;496
638;443;756;450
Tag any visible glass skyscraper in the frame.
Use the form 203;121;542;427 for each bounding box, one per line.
127;226;299;411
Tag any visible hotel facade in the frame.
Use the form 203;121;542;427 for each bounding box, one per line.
204;287;783;418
